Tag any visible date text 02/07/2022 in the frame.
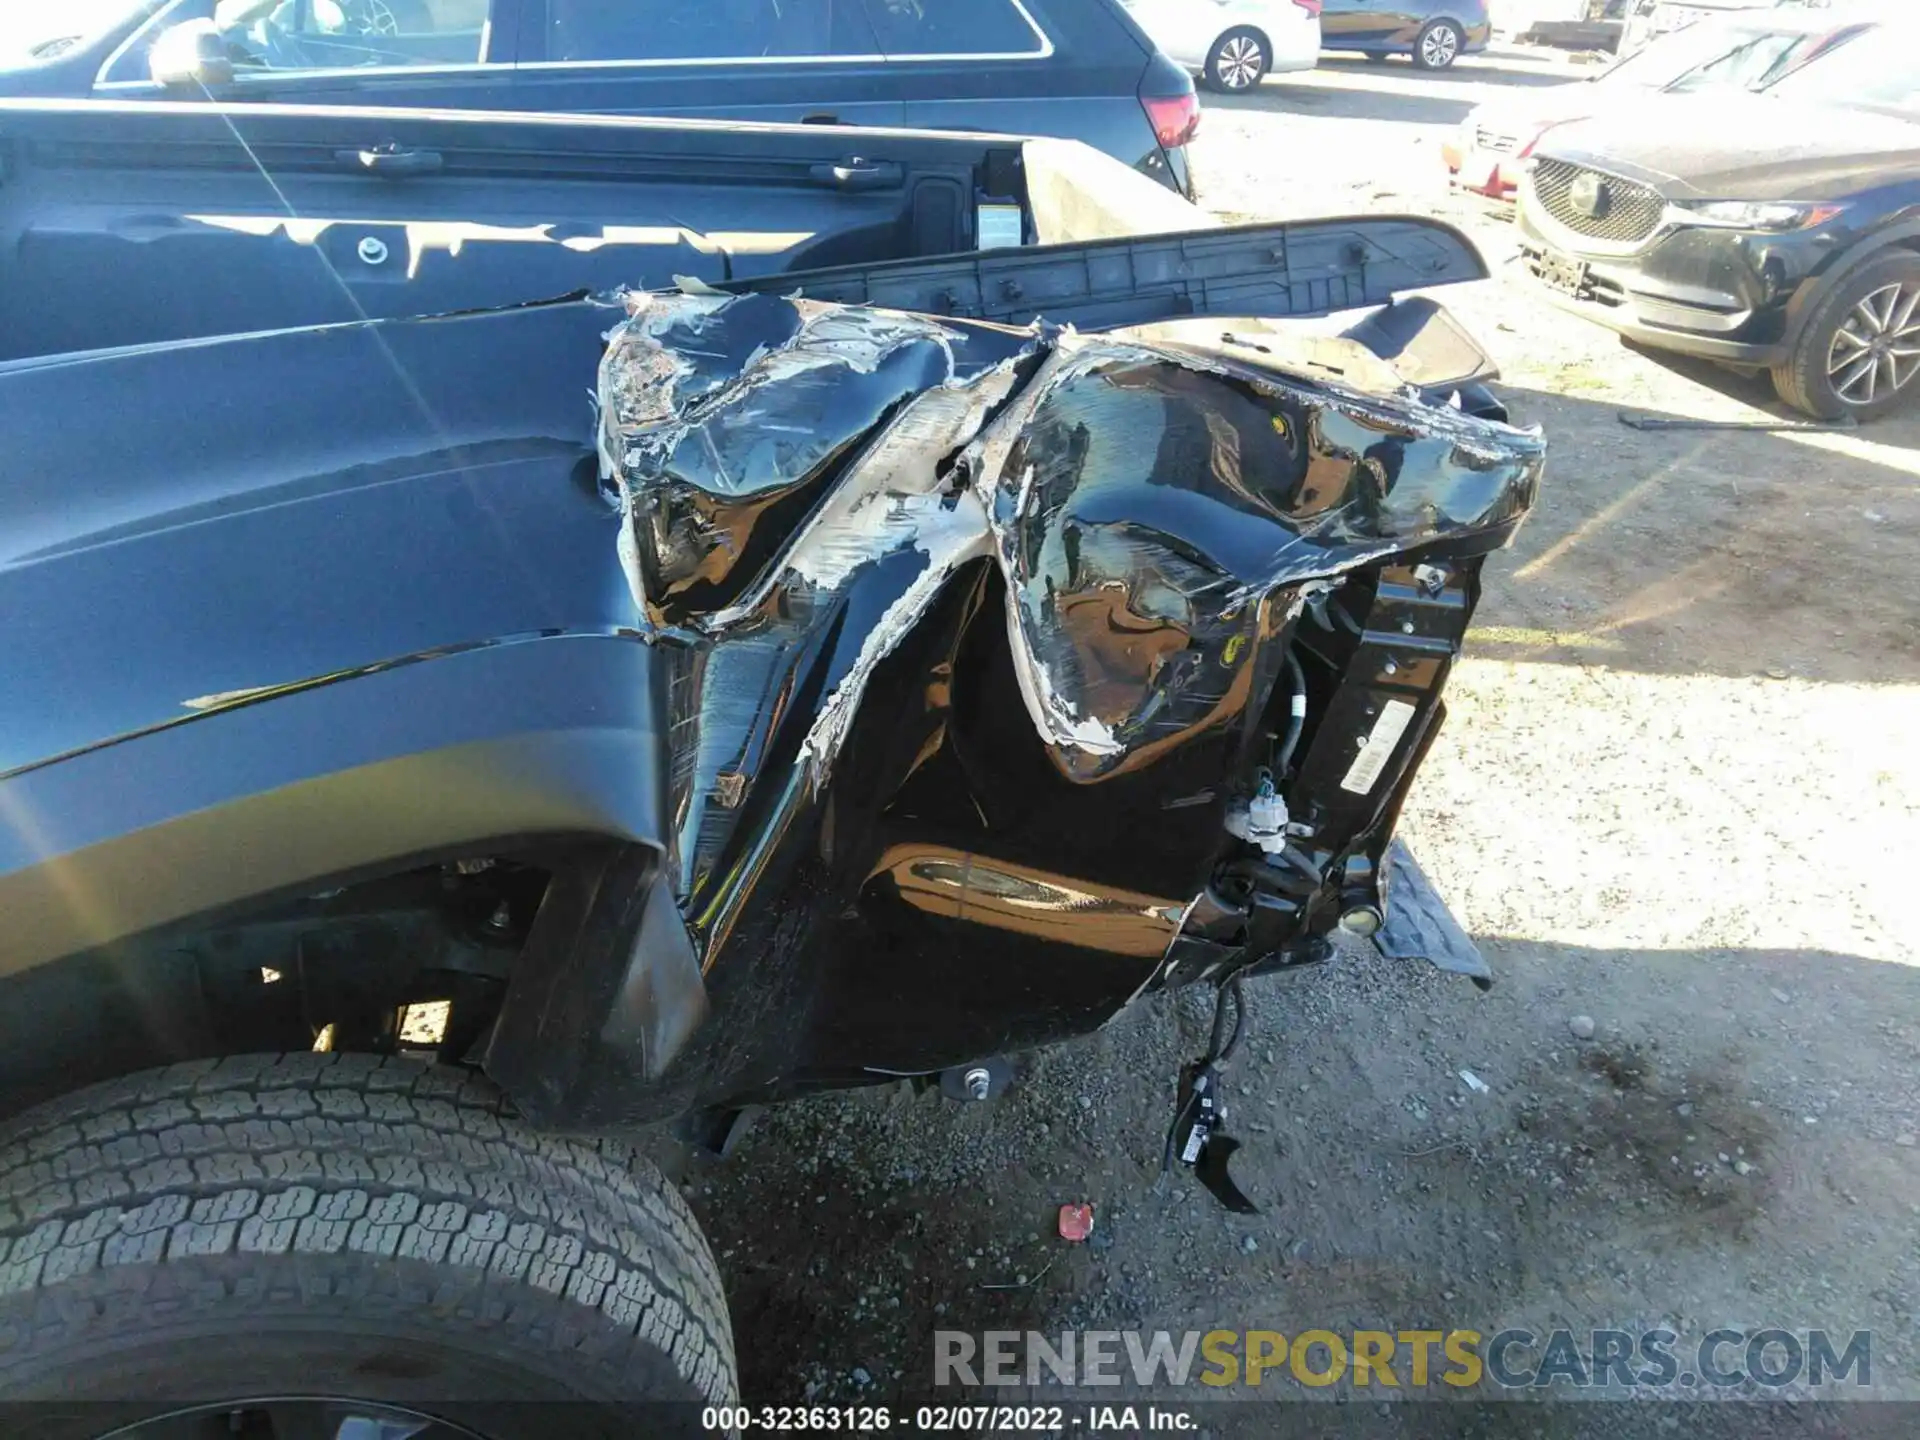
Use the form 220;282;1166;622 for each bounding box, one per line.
700;1405;1199;1430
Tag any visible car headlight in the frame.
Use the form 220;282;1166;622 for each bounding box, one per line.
1667;200;1846;232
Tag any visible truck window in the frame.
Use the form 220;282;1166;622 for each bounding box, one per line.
214;0;490;71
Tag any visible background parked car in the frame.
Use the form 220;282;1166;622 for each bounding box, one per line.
1446;8;1874;204
1320;0;1490;69
1618;0;1827;55
0;0;1205;195
1516;21;1920;419
1121;0;1321;93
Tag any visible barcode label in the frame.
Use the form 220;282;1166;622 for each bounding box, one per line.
977;204;1025;251
1340;700;1417;796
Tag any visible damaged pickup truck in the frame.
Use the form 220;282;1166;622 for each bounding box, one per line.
0;103;1543;1433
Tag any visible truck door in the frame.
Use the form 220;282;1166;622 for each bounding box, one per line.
0;98;1006;358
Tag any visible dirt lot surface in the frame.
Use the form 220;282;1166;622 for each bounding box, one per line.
682;51;1920;1430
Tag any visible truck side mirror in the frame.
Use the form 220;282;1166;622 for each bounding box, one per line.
149;20;237;89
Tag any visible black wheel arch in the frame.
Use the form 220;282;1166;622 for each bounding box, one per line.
1215;22;1273;56
0;635;668;981
0;635;716;1135
1780;220;1920;355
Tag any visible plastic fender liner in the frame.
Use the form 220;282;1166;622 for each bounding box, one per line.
484;849;710;1127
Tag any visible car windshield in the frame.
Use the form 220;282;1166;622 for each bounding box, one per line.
1602;21;1778;87
1602;19;1839;93
1764;24;1920;112
0;0;148;68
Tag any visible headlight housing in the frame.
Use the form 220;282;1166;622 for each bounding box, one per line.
1666;200;1846;232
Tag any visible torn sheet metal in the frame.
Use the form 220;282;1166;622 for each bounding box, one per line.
599;290;1543;980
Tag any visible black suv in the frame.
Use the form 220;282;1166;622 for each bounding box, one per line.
0;0;1201;193
1517;24;1920;420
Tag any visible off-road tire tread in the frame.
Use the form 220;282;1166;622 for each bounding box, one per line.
0;1053;735;1404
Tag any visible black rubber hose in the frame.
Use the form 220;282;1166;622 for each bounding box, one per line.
1276;650;1308;775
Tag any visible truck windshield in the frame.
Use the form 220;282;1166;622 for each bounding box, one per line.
0;0;148;68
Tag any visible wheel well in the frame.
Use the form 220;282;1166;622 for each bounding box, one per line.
1215;24;1271;54
1786;228;1920;349
0;849;560;1126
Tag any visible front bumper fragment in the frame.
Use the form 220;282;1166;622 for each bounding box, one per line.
1374;839;1492;990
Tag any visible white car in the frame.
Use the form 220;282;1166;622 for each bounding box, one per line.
1621;0;1819;54
1123;0;1322;92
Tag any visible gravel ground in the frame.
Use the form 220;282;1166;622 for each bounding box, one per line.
680;51;1920;1428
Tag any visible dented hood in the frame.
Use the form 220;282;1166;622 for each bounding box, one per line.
0;217;1532;799
1536;93;1920;200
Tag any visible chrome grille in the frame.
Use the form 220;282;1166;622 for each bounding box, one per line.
1530;158;1665;245
1475;127;1520;156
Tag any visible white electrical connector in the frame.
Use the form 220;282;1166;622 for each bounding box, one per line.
1224;770;1290;857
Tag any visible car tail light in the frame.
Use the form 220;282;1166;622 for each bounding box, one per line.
1142;91;1201;150
1292;0;1324;14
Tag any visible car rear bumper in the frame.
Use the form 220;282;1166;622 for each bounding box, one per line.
1271;19;1323;71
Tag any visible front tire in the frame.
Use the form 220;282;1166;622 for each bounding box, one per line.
1204;27;1272;93
1413;19;1464;70
0;1054;737;1436
1771;253;1920;422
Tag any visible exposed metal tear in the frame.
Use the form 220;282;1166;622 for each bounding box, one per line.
598;290;1544;964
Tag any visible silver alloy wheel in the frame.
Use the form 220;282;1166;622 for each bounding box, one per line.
350;0;402;35
1421;23;1460;67
1214;34;1266;90
1826;281;1920;407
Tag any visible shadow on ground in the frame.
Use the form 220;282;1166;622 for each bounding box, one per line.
1621;338;1920;433
1477;384;1919;685
1317;54;1575;90
689;937;1919;1421
1228;55;1573;127
1226;79;1478;128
